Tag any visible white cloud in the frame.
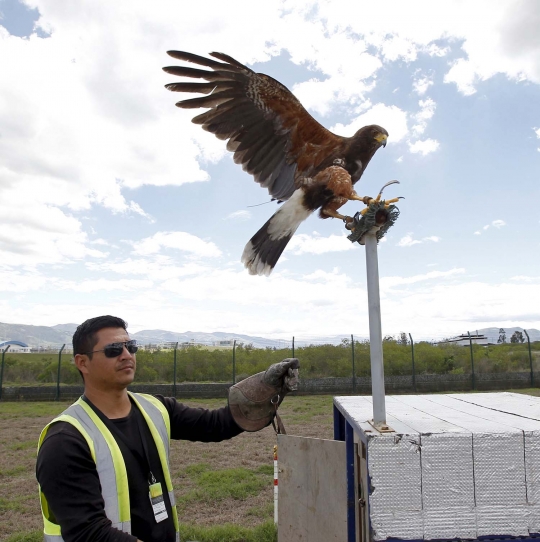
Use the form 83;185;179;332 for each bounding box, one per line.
286;232;355;255
332;103;409;142
225;210;251;222
61;278;154;293
477;220;506;234
87;257;207;280
131;231;222;257
510;275;540;283
535;127;540;151
381;268;465;289
89;238;111;246
0;266;54;292
398;234;422;247
0;200;107;266
412;74;434;96
398;233;440;247
4;261;539;339
411;98;436;136
408;138;440;155
299;1;540;96
293;76;376;118
1;0;540;340
2;0;536;273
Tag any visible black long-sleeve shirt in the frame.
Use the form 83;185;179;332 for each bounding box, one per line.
36;395;243;542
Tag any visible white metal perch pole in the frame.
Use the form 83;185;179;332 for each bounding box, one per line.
346;180;401;430
364;230;387;426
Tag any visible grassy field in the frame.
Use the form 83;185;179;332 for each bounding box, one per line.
0;394;334;542
2;389;540;542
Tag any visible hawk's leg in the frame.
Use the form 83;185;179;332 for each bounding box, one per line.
360;197;401;216
321;208;353;223
349;194;374;205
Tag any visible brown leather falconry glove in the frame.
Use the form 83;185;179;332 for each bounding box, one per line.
228;358;300;433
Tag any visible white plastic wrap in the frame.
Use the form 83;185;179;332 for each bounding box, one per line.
335;392;540;540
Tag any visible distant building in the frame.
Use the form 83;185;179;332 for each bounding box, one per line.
216;339;235;347
443;334;488;347
0;340;31;353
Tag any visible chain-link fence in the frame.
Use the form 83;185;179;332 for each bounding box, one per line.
0;329;539;401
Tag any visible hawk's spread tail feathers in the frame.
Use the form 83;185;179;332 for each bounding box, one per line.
241;189;311;276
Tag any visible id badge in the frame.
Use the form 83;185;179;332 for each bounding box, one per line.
149;482;168;523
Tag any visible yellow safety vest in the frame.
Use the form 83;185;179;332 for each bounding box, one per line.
37;392;180;542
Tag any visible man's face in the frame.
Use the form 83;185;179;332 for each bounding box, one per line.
76;327;137;391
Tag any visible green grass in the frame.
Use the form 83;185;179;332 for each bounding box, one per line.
179;464;272;505
512;388;540;396
0;497;24;513
5;532;42;542
179;519;277;542
0;402;68;419
4;523;277;542
8;440;37;451
3;523;277;542
0;494;34;513
0;465;27;477
246;502;274;519
288;395;334;423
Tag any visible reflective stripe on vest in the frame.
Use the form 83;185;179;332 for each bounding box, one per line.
37;393;179;542
130;393;180;540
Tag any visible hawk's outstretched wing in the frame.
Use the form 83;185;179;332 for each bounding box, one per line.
163;51;343;201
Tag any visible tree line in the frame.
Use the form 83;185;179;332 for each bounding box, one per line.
1;338;538;386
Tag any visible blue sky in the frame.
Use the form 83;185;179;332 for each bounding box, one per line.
0;0;539;340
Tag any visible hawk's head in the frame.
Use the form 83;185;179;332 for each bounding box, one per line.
354;124;389;148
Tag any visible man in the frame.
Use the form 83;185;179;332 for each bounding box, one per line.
36;315;299;542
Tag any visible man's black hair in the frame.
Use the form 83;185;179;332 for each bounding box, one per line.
73;316;128;380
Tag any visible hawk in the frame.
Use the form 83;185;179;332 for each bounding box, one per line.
163;51;388;276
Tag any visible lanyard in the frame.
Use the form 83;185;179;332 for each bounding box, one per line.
82;395;157;485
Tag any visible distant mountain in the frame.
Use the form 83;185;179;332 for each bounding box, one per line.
0;321;293;349
130;329;287;349
52;323;79;333
1;321;538;349
0;322;72;347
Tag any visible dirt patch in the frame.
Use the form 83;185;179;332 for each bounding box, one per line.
0;397;334;540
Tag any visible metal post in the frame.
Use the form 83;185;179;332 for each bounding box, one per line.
364;231;386;425
232;339;236;384
173;342;178;397
351;334;356;394
0;345;11;401
292;336;295;358
524;330;533;387
409;333;416;392
467;331;475;390
55;344;66;401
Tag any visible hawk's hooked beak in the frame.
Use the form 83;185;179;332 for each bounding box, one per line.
375;133;388;147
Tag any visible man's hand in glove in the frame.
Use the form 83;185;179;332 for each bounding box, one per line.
263;358;300;393
228;358;300;432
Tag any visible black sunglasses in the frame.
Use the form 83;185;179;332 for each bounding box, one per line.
84;340;138;358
